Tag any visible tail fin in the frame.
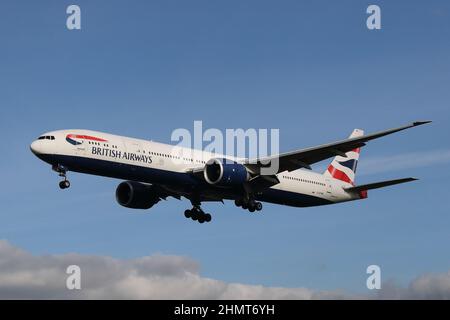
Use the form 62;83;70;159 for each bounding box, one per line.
323;129;364;185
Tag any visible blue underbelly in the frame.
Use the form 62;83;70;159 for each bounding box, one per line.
48;154;332;208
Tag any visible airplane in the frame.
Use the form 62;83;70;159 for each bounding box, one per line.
30;121;431;224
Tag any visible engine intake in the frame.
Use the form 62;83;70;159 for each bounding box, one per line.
115;181;160;209
204;158;249;186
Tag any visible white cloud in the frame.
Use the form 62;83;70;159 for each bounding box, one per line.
0;240;449;299
0;240;342;299
375;272;450;299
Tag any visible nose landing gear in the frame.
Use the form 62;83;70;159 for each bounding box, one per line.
53;164;70;190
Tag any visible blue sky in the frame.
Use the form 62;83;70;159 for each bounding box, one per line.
0;0;449;295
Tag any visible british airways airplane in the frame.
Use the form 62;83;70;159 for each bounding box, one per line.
30;121;430;223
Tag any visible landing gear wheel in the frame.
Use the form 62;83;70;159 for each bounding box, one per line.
54;165;70;189
248;206;256;213
185;202;212;223
255;202;263;211
59;180;70;189
234;199;242;207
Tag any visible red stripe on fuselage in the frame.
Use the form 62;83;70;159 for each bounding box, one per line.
67;134;107;142
327;165;353;184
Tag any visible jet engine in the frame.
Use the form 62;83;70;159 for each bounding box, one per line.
115;181;160;209
203;158;250;187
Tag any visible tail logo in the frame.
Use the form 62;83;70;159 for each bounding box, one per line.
326;148;360;184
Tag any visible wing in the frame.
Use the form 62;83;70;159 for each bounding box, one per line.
153;180;226;203
245;121;431;175
151;184;181;201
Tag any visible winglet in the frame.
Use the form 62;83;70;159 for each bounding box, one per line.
413;120;432;126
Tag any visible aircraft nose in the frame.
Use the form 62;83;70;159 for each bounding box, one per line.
30;140;42;155
30;138;54;164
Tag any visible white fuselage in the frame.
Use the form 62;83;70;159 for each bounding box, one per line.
30;129;359;207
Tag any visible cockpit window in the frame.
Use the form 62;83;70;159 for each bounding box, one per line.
37;136;55;140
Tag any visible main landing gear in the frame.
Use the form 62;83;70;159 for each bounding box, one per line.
235;198;263;213
184;205;212;224
53;164;70;190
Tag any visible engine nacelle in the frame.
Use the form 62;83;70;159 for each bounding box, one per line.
115;181;160;209
204;158;250;186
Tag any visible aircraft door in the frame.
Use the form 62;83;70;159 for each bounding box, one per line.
325;178;336;199
127;140;143;176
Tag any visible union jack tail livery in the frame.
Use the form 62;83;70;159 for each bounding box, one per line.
324;129;364;185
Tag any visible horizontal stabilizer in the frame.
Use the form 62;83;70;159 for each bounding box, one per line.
345;177;418;193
